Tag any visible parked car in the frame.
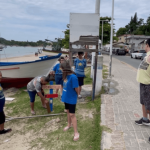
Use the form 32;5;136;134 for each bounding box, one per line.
141;53;147;60
112;48;118;54
115;49;126;55
131;50;146;59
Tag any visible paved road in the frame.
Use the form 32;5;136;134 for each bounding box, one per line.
112;55;141;69
102;51;142;69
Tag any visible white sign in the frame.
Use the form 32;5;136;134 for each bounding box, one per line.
70;13;100;43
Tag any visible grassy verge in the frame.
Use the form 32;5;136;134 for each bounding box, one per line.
84;67;93;85
3;65;108;150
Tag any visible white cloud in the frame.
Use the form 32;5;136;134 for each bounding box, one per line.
0;0;150;41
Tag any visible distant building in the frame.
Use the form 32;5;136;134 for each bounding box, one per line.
138;40;146;50
126;35;150;50
118;34;131;43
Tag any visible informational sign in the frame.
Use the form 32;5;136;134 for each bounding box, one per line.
70;13;100;43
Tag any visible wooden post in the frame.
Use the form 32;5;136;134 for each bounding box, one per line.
46;102;51;113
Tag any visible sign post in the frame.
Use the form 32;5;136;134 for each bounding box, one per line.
49;81;53;111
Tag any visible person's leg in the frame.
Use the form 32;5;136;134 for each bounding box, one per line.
63;103;72;131
0;123;4;131
30;102;34;111
79;86;81;95
70;113;78;135
28;91;36;114
69;104;79;141
60;85;63;96
142;104;148;118
0;98;5;131
0;111;12;134
140;84;150;125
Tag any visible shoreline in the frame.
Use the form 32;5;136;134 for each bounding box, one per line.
0;51;62;62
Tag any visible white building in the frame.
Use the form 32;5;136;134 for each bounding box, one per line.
126;35;150;50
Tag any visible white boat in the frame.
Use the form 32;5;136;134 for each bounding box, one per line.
0;53;61;88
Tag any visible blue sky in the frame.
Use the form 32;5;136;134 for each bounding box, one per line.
0;0;149;42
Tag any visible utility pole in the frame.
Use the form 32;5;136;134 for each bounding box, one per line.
109;0;114;78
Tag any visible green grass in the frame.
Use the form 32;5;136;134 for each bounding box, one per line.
4;65;108;150
84;67;93;85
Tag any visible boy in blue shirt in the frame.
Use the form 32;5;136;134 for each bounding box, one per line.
61;60;79;141
74;52;87;98
51;57;64;96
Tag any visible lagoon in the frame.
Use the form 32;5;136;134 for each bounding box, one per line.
0;46;42;59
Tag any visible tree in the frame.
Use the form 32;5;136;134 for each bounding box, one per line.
99;17;113;45
61;25;70;49
116;28;127;36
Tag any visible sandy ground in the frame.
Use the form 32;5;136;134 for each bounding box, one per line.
0;51;64;62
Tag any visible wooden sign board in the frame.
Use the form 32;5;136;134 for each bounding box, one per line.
42;85;61;90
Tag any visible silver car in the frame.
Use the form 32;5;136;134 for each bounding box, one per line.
141;52;147;60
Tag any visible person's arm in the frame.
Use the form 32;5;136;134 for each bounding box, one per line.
84;59;87;68
37;92;48;104
75;87;79;96
72;75;79;95
74;59;77;67
35;83;48;104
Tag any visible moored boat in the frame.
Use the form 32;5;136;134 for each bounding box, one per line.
0;53;61;88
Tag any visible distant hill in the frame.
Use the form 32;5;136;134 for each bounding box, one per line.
0;38;51;47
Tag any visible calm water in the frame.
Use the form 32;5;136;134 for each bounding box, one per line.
0;46;42;59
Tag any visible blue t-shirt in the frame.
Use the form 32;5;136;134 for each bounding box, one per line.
61;74;79;104
53;63;62;80
0;84;4;99
74;58;86;77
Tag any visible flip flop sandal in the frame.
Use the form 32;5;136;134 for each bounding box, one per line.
0;128;12;134
31;111;36;115
63;126;71;131
42;106;47;109
73;133;80;141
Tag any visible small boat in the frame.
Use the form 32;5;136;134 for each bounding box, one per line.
0;53;61;88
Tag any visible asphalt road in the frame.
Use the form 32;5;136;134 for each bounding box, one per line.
102;51;141;69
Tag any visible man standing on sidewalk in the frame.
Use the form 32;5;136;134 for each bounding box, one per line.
135;39;150;128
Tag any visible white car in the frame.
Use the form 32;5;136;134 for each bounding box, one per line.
131;50;146;59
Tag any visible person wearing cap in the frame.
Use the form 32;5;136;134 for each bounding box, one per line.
74;52;87;98
135;39;150;143
60;60;79;141
0;71;12;135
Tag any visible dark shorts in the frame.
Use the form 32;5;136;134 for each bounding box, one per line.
140;83;150;111
28;91;44;103
65;103;76;114
0;111;5;124
77;77;84;86
0;97;5;112
55;77;63;86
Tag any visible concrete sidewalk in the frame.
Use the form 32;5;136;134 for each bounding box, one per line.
101;55;150;150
